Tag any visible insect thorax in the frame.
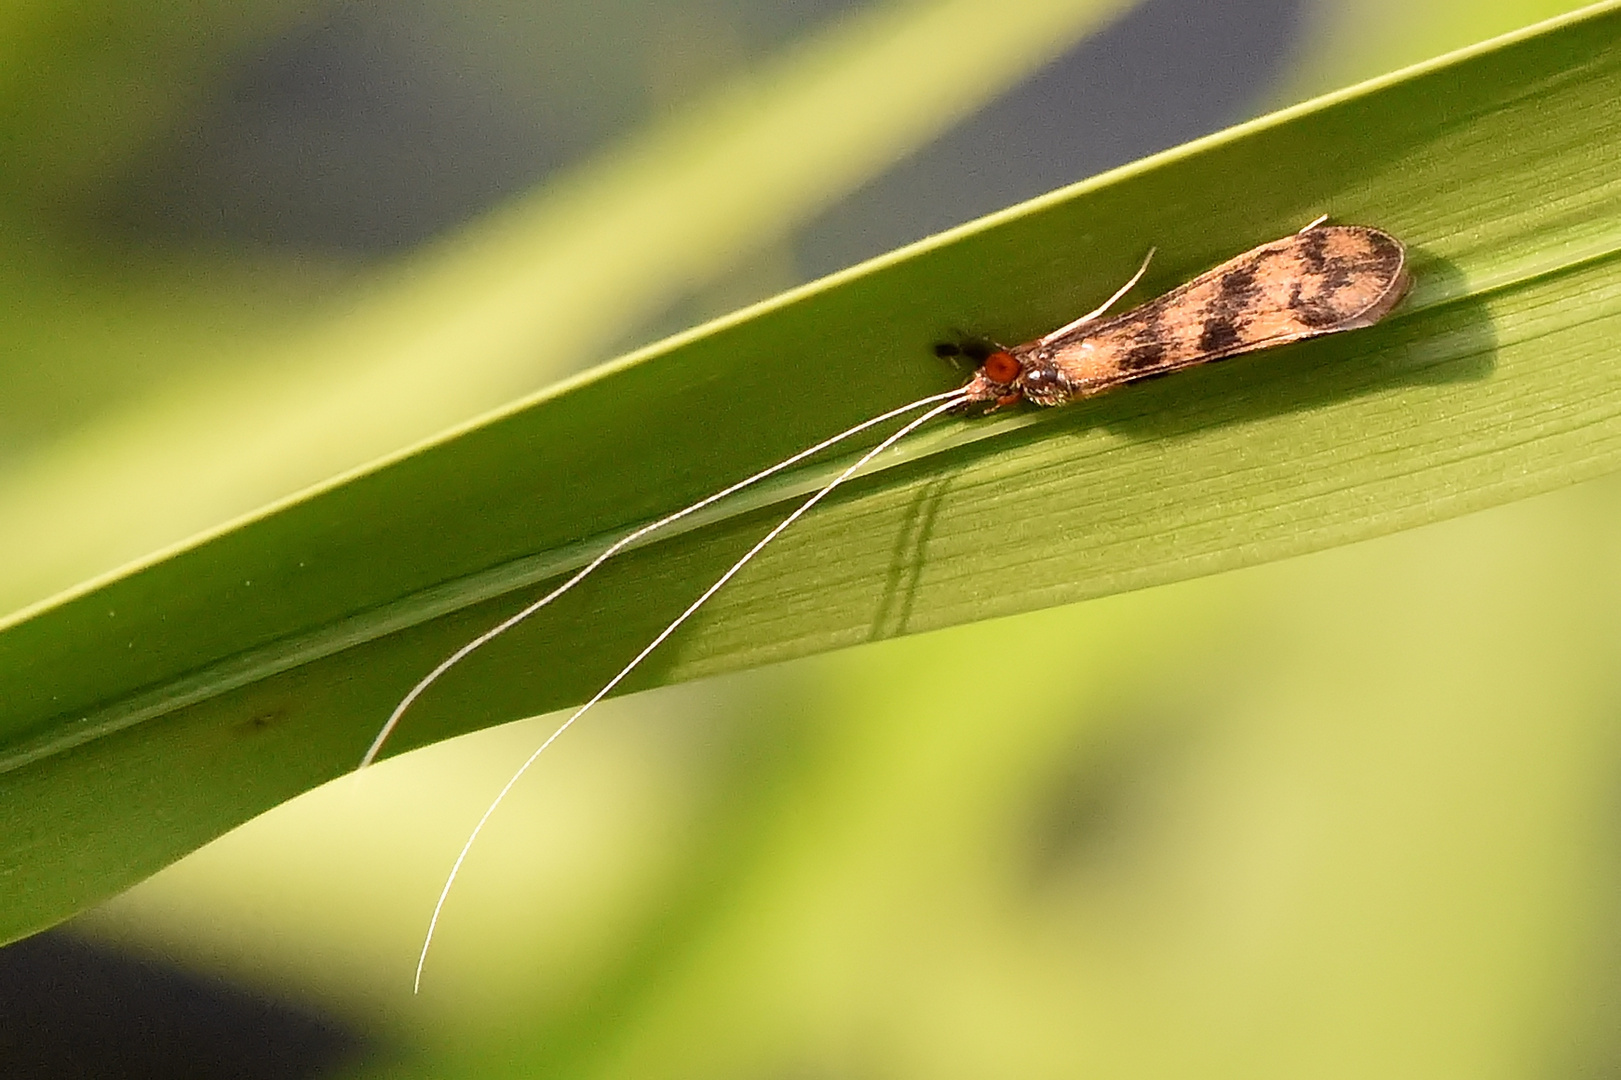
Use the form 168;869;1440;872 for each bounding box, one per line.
1017;349;1073;407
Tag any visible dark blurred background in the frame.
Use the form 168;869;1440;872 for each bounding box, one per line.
95;0;1304;268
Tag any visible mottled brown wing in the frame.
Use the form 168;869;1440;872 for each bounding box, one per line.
1048;225;1409;397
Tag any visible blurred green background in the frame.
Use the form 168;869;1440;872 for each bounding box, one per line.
3;0;1616;1077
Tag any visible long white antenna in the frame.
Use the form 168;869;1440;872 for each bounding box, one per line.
360;386;967;769
410;390;969;992
1037;247;1156;347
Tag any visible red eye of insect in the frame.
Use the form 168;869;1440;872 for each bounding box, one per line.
983;350;1020;384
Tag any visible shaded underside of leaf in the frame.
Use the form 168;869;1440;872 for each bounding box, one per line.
3;1;1621;943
